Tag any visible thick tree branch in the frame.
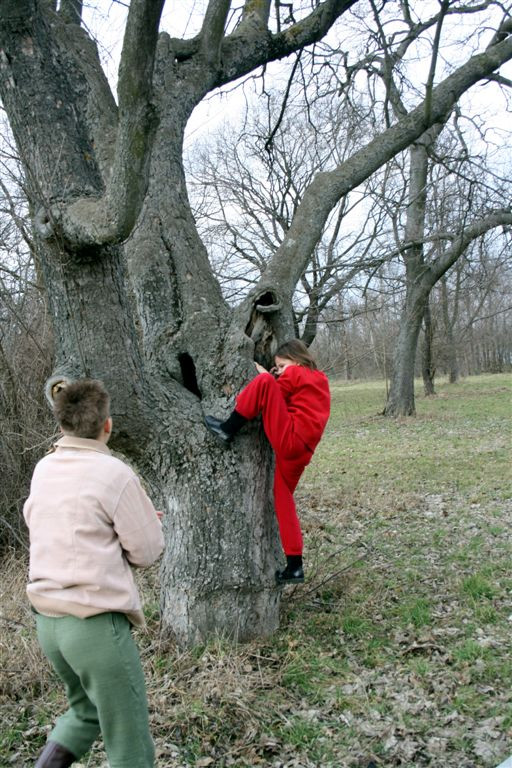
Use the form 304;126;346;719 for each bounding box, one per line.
0;0;104;209
259;32;512;298
403;124;444;257
216;0;359;88
200;0;231;66
274;0;358;51
239;0;272;32
59;0;82;25
429;209;512;285
59;0;165;247
53;22;118;184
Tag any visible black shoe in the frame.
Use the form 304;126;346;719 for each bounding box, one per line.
275;564;305;585
204;415;232;446
35;741;76;767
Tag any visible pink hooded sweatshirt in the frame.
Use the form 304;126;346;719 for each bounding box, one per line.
23;436;164;626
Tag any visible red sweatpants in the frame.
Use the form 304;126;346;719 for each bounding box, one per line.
235;374;313;556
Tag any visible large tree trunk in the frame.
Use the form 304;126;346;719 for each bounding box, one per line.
440;275;459;384
422;299;436;396
120;96;288;642
0;0;287;646
384;133;434;417
159;431;282;645
384;287;428;416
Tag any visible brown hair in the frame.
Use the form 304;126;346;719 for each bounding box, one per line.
53;379;110;439
275;339;318;370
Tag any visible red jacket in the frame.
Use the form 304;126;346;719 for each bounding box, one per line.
277;365;330;451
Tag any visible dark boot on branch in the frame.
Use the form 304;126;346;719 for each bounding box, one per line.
204;410;247;446
35;741;76;768
276;555;304;585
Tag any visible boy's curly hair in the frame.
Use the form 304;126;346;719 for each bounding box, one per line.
53;379;110;439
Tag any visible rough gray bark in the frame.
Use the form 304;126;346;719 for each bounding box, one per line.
384;128;440;417
440;274;460;383
0;0;359;645
1;1;511;644
421;300;436;396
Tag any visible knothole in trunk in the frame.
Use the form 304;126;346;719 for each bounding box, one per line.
178;353;201;398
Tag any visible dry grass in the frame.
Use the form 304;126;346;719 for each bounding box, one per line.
0;550;50;697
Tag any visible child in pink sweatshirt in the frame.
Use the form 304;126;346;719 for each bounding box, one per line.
24;379;164;768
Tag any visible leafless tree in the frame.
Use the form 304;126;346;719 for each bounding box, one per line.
188;92;381;342
0;136;53;549
1;0;511;644
334;1;512;415
434;233;512;378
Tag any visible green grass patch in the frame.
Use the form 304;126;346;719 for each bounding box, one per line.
453;638;488;663
400;597;432;628
306;373;512;504
462;573;495;601
341;613;372;637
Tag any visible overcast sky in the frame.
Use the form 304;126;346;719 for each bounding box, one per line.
81;2;511;160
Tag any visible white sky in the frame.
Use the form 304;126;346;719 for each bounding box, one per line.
81;0;512;159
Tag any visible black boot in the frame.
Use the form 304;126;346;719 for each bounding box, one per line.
35;741;76;767
204;410;247;446
276;555;304;585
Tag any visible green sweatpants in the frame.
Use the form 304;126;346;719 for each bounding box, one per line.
36;612;155;767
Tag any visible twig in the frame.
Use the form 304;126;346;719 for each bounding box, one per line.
0;614;29;628
291;541;372;599
264;51;302;153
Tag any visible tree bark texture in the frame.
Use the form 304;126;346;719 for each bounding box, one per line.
385;134;433;416
1;1;511;643
440;273;462;384
421;300;436;396
0;0;357;645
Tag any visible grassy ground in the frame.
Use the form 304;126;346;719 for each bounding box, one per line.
1;373;511;767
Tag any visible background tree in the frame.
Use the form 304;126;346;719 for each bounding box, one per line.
382;125;512;416
436;234;512;377
188;3;512;415
332;1;512;415
188;93;381;344
1;0;511;645
0;132;53;550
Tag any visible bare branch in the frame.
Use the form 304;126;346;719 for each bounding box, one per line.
487;14;512;48
219;0;359;88
264;52;302;152
466;304;512;326
485;72;512;87
260;31;512;298
431;208;512;283
424;0;450;123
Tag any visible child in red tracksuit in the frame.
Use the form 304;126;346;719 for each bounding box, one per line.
205;339;330;585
